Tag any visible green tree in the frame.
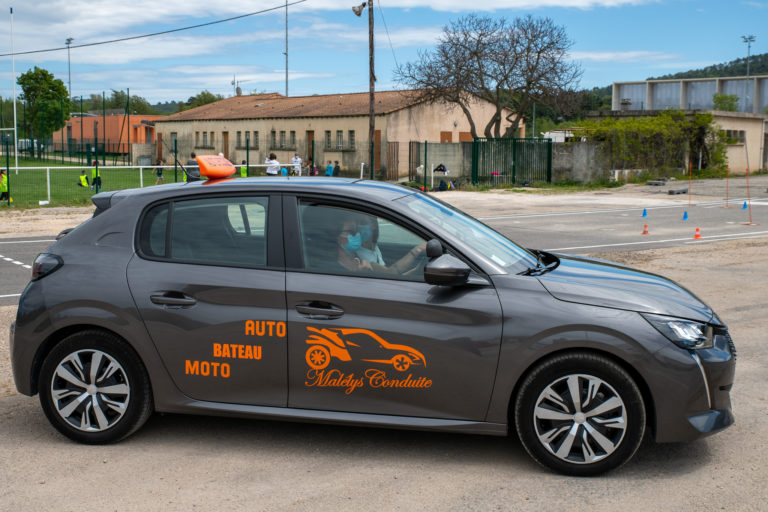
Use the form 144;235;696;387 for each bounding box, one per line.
16;66;71;156
180;90;224;111
712;93;739;112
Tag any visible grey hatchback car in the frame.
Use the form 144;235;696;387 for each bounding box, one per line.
10;177;735;475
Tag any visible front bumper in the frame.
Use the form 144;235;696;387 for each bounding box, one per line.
655;327;736;442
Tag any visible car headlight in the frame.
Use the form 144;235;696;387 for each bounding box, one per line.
641;313;713;350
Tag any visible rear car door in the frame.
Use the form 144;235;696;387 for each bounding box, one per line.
127;193;287;406
284;197;504;420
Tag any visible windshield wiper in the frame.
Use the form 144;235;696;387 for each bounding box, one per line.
520;250;559;276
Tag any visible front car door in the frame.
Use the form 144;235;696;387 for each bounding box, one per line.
284;197;503;420
127;193;287;406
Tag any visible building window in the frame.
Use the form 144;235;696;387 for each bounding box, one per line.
195;131;200;147
325;131;331;149
723;129;746;144
253;131;259;149
236;131;242;148
336;130;343;150
202;132;208;146
271;130;277;149
170;132;178;146
289;130;296;148
348;131;355;149
279;130;286;149
210;132;215;146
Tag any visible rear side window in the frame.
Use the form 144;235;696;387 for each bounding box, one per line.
138;196;269;267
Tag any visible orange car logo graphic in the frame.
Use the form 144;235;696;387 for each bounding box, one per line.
305;327;426;372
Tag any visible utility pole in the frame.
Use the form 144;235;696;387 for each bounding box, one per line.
353;2;375;179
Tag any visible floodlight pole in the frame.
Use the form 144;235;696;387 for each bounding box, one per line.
742;35;755;78
10;7;18;174
66;37;73;98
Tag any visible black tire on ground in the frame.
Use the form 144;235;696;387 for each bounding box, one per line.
514;352;645;476
38;330;153;444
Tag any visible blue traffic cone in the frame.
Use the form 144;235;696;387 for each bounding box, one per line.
682;211;688;221
642;208;647;218
742;201;748;210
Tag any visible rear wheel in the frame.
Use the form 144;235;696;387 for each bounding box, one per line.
514;352;645;476
38;330;153;444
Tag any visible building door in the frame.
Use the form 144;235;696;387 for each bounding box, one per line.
222;132;229;160
306;130;314;165
156;132;163;162
440;131;453;143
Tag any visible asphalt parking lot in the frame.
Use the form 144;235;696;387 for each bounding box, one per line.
1;175;767;511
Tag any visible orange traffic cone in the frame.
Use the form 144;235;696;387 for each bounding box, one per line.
642;224;649;235
693;228;702;239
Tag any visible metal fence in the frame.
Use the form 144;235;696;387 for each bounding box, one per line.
471;138;552;185
0;161;371;208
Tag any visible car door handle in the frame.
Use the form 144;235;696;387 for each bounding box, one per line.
295;302;344;319
150;293;197;306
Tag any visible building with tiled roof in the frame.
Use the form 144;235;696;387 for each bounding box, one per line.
154;90;517;179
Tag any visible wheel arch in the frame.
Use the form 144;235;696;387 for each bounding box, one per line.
30;324;147;396
506;347;656;438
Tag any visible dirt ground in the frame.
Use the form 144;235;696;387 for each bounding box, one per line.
1;179;767;511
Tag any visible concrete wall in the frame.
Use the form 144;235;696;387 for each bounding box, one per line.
552;142;608;183
714;113;767;172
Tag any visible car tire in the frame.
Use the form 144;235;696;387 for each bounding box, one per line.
514;352;645;476
38;330;153;444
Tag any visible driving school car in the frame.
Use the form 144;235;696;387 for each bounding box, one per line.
9;158;735;475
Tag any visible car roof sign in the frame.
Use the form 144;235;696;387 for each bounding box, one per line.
197;154;236;179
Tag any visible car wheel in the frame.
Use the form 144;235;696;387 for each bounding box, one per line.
306;345;331;370
514;352;645;476
38;330;153;444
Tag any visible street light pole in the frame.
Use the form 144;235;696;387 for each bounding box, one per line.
353;2;375;179
65;37;73;98
741;35;755;78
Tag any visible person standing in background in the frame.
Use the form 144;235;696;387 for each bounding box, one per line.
265;153;280;176
291;153;302;176
333;160;341;177
240;160;248;178
325;161;334;176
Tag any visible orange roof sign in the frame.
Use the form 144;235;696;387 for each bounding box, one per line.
196;154;236;179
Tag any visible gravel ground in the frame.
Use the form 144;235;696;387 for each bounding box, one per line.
0;177;766;511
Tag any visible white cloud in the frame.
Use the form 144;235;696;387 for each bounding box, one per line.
570;50;678;63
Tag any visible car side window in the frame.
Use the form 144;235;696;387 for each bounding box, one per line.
139;196;268;267
298;202;427;281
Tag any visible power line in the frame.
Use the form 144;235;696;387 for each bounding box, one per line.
0;0;306;58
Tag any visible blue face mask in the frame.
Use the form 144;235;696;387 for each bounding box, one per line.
358;224;372;243
342;232;362;253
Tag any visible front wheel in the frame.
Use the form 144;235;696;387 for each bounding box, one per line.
514;352;645;476
38;330;153;444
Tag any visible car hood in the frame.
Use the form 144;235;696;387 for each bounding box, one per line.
536;253;715;323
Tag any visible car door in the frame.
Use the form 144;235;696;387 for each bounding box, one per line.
284;197;503;420
127;193;287;406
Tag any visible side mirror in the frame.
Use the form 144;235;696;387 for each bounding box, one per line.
426;239;443;259
424;254;470;286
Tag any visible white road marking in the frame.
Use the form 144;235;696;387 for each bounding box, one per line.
478;197;764;220
0;239;55;244
547;230;768;251
0;293;21;298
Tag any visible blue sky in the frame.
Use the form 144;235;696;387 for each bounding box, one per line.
0;0;765;104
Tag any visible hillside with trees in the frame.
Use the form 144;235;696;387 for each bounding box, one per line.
650;52;768;80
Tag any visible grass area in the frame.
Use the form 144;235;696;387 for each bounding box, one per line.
1;158;186;208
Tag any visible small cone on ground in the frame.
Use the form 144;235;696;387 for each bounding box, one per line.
693;227;702;239
682;211;688;221
742;201;748;210
642;208;647;218
642;224;649;235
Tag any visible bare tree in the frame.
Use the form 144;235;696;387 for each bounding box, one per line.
395;14;582;138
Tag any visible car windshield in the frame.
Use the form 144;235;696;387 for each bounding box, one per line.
398;192;537;274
